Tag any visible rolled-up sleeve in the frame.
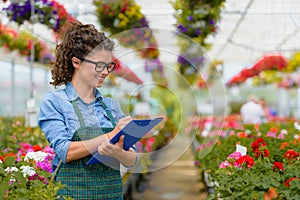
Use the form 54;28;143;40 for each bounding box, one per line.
38;93;71;164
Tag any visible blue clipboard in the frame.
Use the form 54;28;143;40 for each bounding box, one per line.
86;117;163;165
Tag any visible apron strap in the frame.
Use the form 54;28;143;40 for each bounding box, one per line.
71;100;86;127
71;97;117;127
98;97;117;127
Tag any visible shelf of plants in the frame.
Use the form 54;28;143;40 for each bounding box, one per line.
186;114;300;199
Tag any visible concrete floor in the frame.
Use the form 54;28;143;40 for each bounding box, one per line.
131;136;208;200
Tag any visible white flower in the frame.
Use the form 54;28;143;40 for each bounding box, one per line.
4;167;19;183
294;122;300;131
4;166;19;173
280;129;288;135
20;166;36;177
25;151;48;162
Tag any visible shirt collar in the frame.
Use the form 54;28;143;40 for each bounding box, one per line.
65;82;103;102
94;88;104;102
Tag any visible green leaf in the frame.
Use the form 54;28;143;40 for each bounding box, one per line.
3;156;16;167
0;176;9;198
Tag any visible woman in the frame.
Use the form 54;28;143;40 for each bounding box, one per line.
38;22;137;199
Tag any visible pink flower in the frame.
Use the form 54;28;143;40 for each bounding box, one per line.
194;161;200;166
219;160;232;169
266;132;277;138
36;161;52;173
148;137;156;144
43;146;54;154
277;133;285;139
227;151;242;160
228;130;235;136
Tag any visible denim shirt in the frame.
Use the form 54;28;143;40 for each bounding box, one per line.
38;82;126;167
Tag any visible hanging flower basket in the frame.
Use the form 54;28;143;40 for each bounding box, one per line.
171;0;226;85
94;0;160;60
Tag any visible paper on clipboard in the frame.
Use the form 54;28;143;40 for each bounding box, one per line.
86;117;163;165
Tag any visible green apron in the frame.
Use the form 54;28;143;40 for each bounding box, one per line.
56;99;123;200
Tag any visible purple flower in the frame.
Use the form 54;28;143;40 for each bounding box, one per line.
177;24;188;33
209;19;215;25
54;18;60;30
187;15;194;21
140;17;149;27
195;29;201;35
177;24;183;29
181;27;188;33
136;142;143;153
177;55;190;65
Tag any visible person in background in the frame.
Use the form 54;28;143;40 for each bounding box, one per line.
38;21;137;199
259;97;272;122
240;95;266;124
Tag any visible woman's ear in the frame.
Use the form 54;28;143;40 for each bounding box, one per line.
71;57;81;69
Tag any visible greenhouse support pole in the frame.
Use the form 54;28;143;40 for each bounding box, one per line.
296;88;300;119
11;58;15;116
29;0;35;98
25;0;38;128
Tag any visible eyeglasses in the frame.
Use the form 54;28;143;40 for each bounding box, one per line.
75;56;116;73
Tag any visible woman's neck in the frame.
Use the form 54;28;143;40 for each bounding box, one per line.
72;81;95;103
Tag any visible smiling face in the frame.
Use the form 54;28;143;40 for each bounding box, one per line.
72;49;113;88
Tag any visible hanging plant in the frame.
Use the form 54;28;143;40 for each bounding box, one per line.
94;0;160;60
172;0;225;46
252;70;283;86
0;24;53;63
171;0;226;85
3;0;74;33
1;0;77;63
227;54;289;87
284;52;300;72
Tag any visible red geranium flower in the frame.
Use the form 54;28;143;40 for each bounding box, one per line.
263;149;270;157
236;155;254;169
251;138;269;157
251;138;267;152
285;177;300;186
32;145;43;152
283;149;299;160
272;162;284;172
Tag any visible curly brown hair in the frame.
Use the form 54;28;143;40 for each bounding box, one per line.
50;21;115;87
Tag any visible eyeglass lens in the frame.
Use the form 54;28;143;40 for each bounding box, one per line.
96;62;115;72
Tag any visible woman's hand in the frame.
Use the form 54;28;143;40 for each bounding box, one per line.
107;116;132;139
97;135;137;166
97;135;125;158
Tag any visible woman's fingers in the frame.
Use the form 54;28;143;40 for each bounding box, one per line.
98;136;124;156
117;116;132;129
